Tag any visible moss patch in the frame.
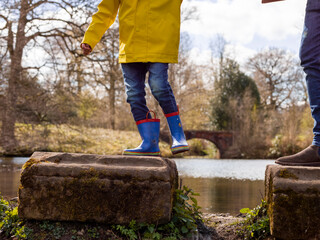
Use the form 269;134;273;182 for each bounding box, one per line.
21;158;39;170
22;158;50;170
270;188;320;239
278;169;298;180
3;187;214;240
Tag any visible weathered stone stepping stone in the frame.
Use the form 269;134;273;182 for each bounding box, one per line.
18;152;178;224
266;164;320;239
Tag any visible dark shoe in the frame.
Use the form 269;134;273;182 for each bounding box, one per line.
165;110;189;155
275;145;320;166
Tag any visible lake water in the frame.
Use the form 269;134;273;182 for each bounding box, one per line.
0;157;275;215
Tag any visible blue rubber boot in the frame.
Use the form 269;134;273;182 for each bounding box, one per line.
123;114;160;156
165;111;189;154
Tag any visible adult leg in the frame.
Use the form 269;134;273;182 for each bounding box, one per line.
276;0;320;165
301;0;320;147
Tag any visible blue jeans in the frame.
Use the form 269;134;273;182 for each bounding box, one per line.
300;0;320;146
121;63;178;121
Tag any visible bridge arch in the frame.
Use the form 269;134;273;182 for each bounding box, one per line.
160;130;233;158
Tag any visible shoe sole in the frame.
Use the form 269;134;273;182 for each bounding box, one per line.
171;146;189;155
276;160;320;166
123;151;160;156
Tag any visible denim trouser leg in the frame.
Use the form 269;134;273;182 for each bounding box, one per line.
300;0;320;146
147;63;178;115
121;62;178;122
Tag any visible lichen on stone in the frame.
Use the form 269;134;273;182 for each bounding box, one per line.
278;169;298;180
22;158;41;170
22;158;50;170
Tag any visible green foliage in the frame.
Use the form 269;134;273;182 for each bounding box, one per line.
0;195;10;221
87;227;100;239
170;185;202;235
39;221;66;239
113;221;138;240
0;187;202;240
298;106;314;145
0;195;30;239
268;134;302;158
211;58;260;130
187;139;208;156
112;186;203;239
76;91;98;123
238;199;270;240
27;220;107;240
268;134;283;157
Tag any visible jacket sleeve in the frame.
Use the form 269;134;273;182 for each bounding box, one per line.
82;0;120;50
262;0;284;3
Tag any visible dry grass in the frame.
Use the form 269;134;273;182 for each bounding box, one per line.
11;123;173;157
0;123;219;158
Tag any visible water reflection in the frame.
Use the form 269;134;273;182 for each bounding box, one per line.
0;157;26;198
175;159;275;180
0;157;273;214
0;157;29;165
0;171;21;198
181;177;264;214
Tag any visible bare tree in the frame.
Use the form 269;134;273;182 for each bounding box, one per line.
209;34;228;83
181;2;198;23
89;24;123;130
42;15;126;130
247;48;305;110
0;0;94;152
165;3;199;117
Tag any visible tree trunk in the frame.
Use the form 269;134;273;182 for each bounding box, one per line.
1;76;18;152
1;0;28;153
76;57;83;94
109;75;116;130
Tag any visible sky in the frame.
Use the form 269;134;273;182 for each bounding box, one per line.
23;0;308;70
180;0;308;65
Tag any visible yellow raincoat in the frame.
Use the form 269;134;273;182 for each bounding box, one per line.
82;0;182;63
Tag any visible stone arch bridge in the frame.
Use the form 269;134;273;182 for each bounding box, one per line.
160;130;234;158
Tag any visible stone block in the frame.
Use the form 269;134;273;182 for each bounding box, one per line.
265;164;320;239
18;152;178;224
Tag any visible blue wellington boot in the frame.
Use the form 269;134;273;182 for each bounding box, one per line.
123;115;160;156
165;111;189;154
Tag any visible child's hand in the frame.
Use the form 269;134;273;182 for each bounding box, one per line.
80;43;92;55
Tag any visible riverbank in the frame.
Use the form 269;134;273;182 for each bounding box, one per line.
0;201;268;240
0;214;244;240
204;213;244;240
0;123;218;158
2;193;265;240
0;197;261;240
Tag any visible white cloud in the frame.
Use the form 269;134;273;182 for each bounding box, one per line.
253;0;306;41
225;43;257;66
182;0;306;43
188;47;212;65
181;0;307;65
187;43;256;71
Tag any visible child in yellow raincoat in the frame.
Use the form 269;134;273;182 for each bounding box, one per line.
81;0;189;156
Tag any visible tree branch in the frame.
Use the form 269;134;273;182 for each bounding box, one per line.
0;14;8;31
7;21;14;56
28;17;82;29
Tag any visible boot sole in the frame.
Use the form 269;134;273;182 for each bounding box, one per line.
171;146;189;155
123;151;160;156
276;160;320;166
